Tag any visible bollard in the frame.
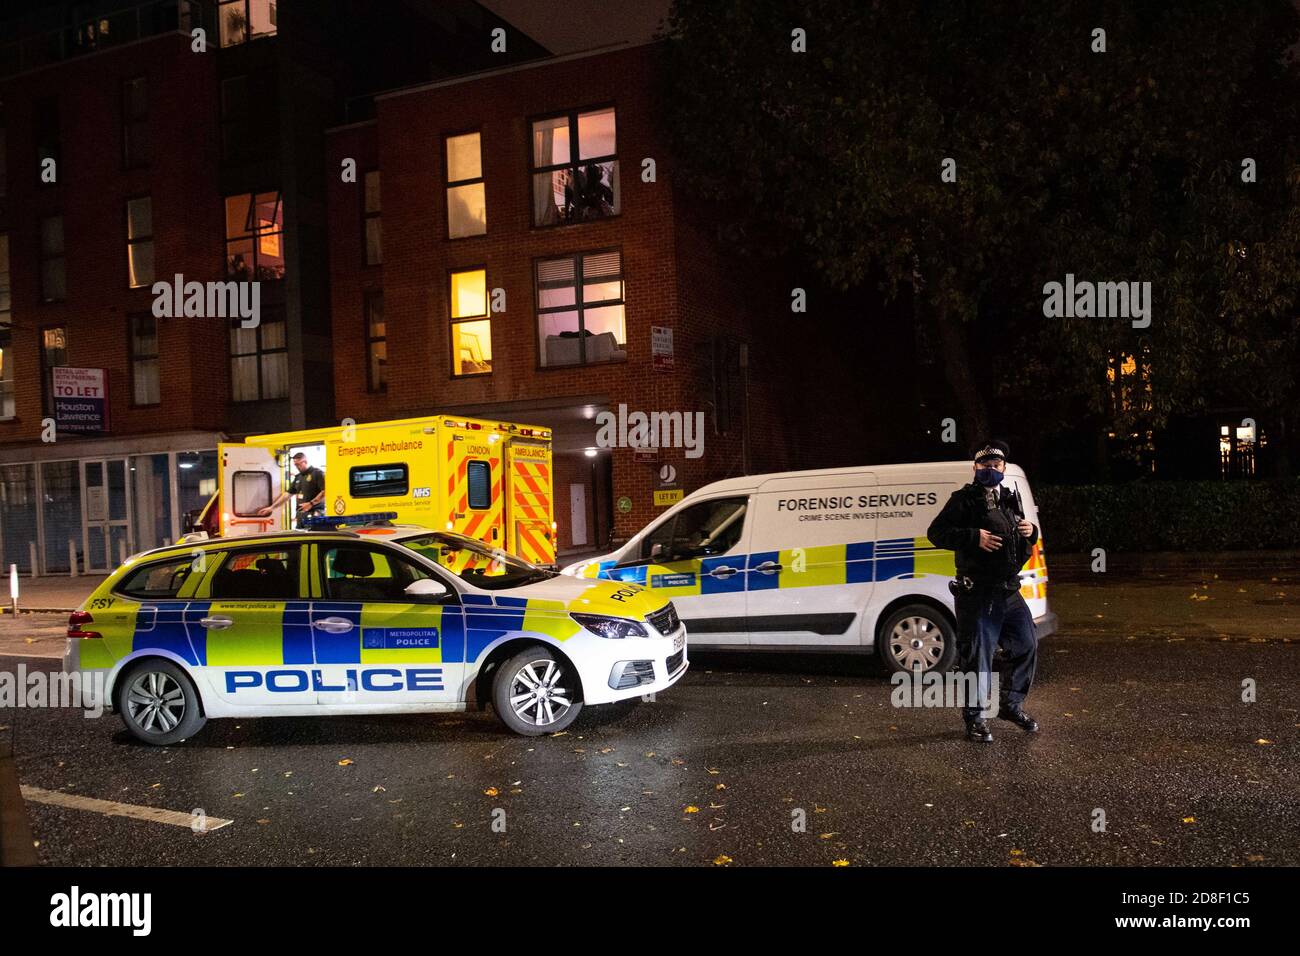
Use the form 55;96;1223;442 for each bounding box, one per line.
29;541;39;578
9;563;17;615
68;539;78;578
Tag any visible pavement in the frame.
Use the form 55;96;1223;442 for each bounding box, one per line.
0;557;1296;867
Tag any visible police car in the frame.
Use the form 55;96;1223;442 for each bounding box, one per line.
64;523;688;743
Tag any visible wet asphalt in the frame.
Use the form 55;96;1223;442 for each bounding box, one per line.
2;570;1297;867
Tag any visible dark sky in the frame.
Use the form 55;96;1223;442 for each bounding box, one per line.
480;0;673;54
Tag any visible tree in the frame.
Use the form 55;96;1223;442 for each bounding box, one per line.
662;0;1300;465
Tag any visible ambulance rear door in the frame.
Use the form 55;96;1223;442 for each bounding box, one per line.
505;440;555;564
218;442;284;537
442;424;506;568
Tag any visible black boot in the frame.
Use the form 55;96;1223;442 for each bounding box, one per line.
965;717;993;742
998;705;1039;733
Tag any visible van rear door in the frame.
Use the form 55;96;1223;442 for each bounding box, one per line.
1005;466;1049;621
218;443;283;537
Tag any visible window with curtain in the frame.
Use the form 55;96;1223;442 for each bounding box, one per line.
446;132;486;238
230;309;287;401
130;313;160;405
531;108;618;227
535;250;625;367
127;196;154;288
40;215;66;302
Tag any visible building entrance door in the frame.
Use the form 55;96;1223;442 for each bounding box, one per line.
81;458;132;572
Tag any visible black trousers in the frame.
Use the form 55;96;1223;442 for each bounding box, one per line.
954;586;1038;720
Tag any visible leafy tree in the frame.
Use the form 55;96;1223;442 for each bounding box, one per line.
662;0;1300;471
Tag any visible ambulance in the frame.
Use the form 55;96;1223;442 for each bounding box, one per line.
564;462;1057;673
191;415;556;566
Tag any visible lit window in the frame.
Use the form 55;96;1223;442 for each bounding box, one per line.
450;269;491;376
219;0;278;46
225;191;284;281
446;133;485;238
536;250;626;367
130;313;160;405
531;108;618;226
366;290;386;392
127;197;154;288
230;309;287;401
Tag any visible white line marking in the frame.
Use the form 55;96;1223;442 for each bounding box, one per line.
20;786;234;831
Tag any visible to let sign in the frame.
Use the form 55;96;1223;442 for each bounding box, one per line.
52;367;110;434
650;326;674;371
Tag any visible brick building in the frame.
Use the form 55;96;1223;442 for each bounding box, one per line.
325;42;863;553
0;0;545;573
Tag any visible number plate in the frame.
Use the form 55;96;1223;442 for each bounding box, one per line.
672;633;685;652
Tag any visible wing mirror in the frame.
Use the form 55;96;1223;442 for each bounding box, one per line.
404;578;449;600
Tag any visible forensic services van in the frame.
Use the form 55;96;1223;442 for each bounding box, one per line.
191;415;557;565
564;462;1056;673
64;524;687;742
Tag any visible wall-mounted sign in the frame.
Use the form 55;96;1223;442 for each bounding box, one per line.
616;495;633;514
634;447;660;463
52;367;109;434
651;326;674;371
654;489;684;507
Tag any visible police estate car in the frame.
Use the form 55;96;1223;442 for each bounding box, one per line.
64;525;688;743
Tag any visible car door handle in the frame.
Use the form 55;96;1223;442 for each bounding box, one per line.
708;566;739;578
313;617;355;634
754;561;783;574
199;616;234;630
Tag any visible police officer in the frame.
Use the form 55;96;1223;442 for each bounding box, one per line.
258;452;325;528
926;440;1040;742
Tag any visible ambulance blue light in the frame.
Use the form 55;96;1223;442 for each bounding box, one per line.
300;512;399;530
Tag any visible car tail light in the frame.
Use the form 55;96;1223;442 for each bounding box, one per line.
67;610;101;639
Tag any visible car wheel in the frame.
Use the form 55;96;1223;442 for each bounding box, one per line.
876;604;956;674
117;659;207;745
491;646;583;736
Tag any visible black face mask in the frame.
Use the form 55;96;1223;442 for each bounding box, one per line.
974;466;1004;488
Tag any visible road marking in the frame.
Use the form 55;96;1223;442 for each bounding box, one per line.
20;786;234;831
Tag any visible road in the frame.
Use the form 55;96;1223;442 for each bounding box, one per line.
2;568;1297;866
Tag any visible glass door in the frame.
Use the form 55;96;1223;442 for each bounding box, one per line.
81;458;133;572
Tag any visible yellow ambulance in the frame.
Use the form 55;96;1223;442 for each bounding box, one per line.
194;415;556;565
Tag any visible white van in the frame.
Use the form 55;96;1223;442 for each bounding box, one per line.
564;462;1057;672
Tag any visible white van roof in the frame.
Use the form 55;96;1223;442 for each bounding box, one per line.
683;461;1027;501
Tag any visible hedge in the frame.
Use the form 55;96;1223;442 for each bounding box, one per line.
1033;479;1300;552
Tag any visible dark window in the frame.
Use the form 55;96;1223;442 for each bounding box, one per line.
122;76;149;168
39;215;66;302
230;308;287;401
34;97;60;183
129;313;160;405
39;326;67;416
641;497;748;561
350;464;408;498
536;250;625;367
446;132;485;238
363;170;382;265
117;557;194;599
210;546;300;601
531;108;618;226
225;191;284;281
220;75;250;162
365;290;386;392
319;544;434;603
467;460;490;510
126;196;154;287
0;235;10;420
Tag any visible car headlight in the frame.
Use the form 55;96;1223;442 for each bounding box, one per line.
571;612;648;639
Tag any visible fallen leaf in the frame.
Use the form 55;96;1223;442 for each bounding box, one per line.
831;859;850;867
338;759;354;767
484;787;499;797
684;805;699;814
1255;739;1273;745
1182;816;1196;824
713;854;732;866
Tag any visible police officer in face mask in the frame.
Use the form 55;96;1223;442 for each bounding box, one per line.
926;440;1040;742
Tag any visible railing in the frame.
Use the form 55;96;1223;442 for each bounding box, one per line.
0;0;212;78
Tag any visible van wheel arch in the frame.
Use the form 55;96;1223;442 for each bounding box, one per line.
471;639;584;711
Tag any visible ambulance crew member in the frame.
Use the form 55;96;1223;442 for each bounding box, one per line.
258;452;325;527
926;440;1039;743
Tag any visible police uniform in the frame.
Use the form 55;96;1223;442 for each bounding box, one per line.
926;441;1040;741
